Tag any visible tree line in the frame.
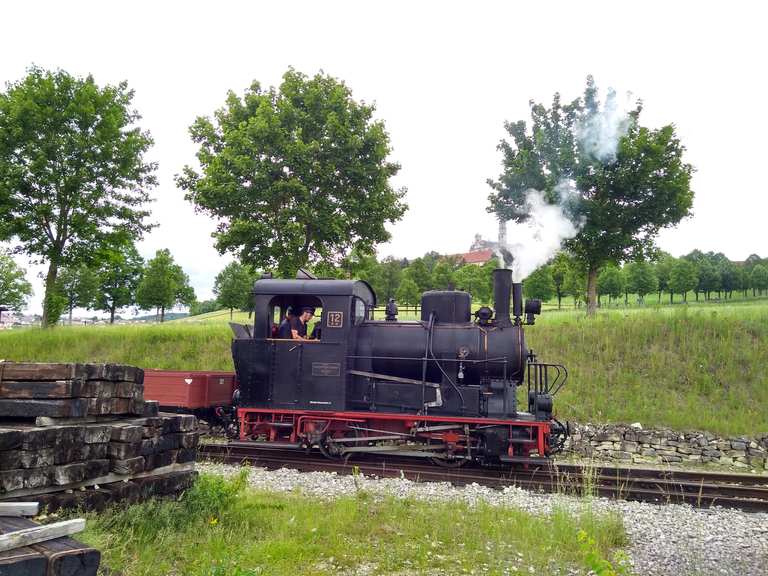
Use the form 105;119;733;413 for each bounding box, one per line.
523;250;768;307
298;248;768;310
0;246;194;324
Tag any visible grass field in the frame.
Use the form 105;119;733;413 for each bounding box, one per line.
77;471;627;576
1;302;766;435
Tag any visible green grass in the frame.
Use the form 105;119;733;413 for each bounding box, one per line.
526;303;768;434
2;302;767;435
0;323;234;370
76;471;627;576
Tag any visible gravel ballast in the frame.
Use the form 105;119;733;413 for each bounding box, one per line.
197;461;768;576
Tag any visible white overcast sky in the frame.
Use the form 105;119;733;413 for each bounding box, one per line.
2;1;767;315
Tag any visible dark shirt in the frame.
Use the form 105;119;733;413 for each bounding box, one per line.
289;316;307;338
277;318;292;339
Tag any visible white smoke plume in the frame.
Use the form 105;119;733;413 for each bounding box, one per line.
577;88;633;163
496;179;584;281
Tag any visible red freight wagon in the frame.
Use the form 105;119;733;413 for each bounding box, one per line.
143;370;237;418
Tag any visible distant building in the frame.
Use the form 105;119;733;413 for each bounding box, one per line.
455;234;497;265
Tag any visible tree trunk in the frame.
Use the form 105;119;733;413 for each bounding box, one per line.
68;305;74;325
586;266;598;316
557;293;562;310
230;308;234;320
110;305;116;324
670;291;673;304
160;306;165;323
41;261;60;328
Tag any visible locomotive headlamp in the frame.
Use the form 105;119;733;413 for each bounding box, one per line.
524;299;542;325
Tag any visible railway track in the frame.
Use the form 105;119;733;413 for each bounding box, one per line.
198;442;768;513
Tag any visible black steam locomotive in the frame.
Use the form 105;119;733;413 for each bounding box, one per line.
230;269;567;466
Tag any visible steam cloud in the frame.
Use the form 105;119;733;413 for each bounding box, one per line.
577;88;633;163
496;179;584;281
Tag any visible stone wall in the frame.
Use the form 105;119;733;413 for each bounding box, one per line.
562;423;768;470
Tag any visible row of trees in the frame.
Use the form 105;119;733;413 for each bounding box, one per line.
0;66;406;326
308;249;768;310
54;247;195;323
0;246;195;323
520;251;768;307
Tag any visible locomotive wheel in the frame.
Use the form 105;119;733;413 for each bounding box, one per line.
429;454;468;468
318;428;361;461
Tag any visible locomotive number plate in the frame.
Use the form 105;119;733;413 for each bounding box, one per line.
312;362;341;377
327;311;344;328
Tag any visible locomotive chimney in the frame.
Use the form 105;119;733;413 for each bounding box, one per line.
492;269;512;327
512;282;523;324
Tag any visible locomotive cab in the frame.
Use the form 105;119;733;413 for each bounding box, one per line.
232;279;376;411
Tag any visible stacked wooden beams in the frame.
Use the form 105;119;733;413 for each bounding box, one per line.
0;504;98;576
0;415;199;495
0;362;199;515
0;362;145;418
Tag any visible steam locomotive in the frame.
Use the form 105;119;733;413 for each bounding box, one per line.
230;269;567;466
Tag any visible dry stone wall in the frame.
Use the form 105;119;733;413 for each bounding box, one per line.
562;423;768;470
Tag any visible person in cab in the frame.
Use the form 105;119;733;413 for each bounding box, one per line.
277;307;294;339
290;307;315;341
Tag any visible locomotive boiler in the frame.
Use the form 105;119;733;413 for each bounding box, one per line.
230;268;567;465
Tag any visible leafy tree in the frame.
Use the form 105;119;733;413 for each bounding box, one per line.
0;251;32;311
669;259;698;302
178;69;407;277
136;249;195;322
654;253;676;303
0;67;156;326
404;258;433;294
214;262;255;319
432;261;455;290
454;265;491;304
718;260;738;299
56;264;99;324
563;264;586;307
550;252;571;309
93;243;144;324
189;299;219;316
696;260;720;301
377;257;403;302
395;276;420;305
597;264;624;305
523;265;555;301
625;261;658;304
479;258;499;304
751;265;768;296
488;77;694;315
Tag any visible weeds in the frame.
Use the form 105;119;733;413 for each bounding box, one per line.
78;472;629;576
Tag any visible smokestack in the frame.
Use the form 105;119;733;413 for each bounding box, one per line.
512;282;523;323
492;269;512;327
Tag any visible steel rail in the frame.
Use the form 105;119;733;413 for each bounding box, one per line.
198;443;768;513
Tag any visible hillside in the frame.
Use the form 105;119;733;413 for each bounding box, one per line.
1;303;766;435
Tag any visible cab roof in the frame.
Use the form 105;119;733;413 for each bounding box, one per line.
252;278;377;306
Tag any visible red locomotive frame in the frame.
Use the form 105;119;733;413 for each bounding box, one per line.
237;407;552;461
